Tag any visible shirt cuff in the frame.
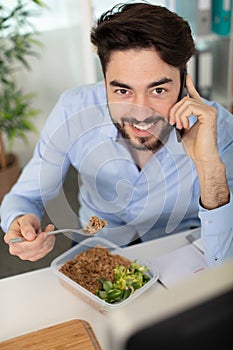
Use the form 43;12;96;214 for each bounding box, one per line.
198;191;233;266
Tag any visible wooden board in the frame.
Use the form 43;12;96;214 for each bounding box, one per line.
0;319;102;350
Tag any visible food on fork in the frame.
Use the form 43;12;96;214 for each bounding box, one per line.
83;216;108;234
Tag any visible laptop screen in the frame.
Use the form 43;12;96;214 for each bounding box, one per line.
126;287;233;349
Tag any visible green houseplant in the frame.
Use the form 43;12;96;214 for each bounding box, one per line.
0;0;46;201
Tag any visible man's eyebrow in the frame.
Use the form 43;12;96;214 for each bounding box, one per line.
147;77;173;88
109;78;173;89
109;80;131;89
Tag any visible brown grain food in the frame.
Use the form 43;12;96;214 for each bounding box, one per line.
83;216;108;234
59;246;131;295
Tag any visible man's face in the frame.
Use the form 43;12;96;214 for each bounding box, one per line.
105;48;181;152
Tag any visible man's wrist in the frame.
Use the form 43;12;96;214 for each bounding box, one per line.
196;160;230;210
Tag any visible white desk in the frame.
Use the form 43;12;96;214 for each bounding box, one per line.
0;231;190;349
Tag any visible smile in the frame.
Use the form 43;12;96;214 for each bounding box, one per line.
132;122;155;131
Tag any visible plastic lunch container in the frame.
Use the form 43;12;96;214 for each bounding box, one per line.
51;237;159;313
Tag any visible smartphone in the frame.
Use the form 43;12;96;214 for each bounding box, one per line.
175;69;187;142
178;68;188;100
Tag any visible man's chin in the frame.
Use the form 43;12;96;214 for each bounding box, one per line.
130;142;150;151
129;137;162;152
114;121;171;152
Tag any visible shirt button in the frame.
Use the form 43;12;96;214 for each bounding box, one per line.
205;220;213;225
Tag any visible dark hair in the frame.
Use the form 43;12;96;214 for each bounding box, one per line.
91;2;195;75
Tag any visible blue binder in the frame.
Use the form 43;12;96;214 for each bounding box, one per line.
212;0;232;36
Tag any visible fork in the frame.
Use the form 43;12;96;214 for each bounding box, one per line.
9;228;94;244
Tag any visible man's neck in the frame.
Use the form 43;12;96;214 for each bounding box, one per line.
117;137;154;170
129;147;154;170
116;131;167;170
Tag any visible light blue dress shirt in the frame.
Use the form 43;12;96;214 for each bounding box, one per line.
1;81;233;266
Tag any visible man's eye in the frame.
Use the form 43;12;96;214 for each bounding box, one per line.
153;87;164;95
116;89;129;95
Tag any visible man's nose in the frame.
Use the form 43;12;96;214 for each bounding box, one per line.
132;93;150;107
130;96;154;120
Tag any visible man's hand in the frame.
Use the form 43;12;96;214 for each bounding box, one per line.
169;73;219;162
4;214;56;261
169;74;230;210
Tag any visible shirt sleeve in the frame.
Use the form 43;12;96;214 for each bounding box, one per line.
0;91;72;232
0;83;106;233
199;191;233;266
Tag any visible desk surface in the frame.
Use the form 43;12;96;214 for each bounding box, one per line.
0;231;190;349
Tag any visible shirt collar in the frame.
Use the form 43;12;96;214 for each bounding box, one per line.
99;104;119;140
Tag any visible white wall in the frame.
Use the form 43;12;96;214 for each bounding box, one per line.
10;0;96;167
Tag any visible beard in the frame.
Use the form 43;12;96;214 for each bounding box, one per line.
112;115;173;153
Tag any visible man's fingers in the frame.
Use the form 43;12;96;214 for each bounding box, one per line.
185;73;201;100
169;74;203;128
3;213;56;261
20;226;37;241
44;224;55;233
9;231;56;261
17;214;41;241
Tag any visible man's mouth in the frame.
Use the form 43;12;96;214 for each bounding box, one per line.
129;120;160;137
113;116;172;152
122;116;166;136
132;122;155;131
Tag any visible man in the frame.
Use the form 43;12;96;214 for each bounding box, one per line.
1;3;233;265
